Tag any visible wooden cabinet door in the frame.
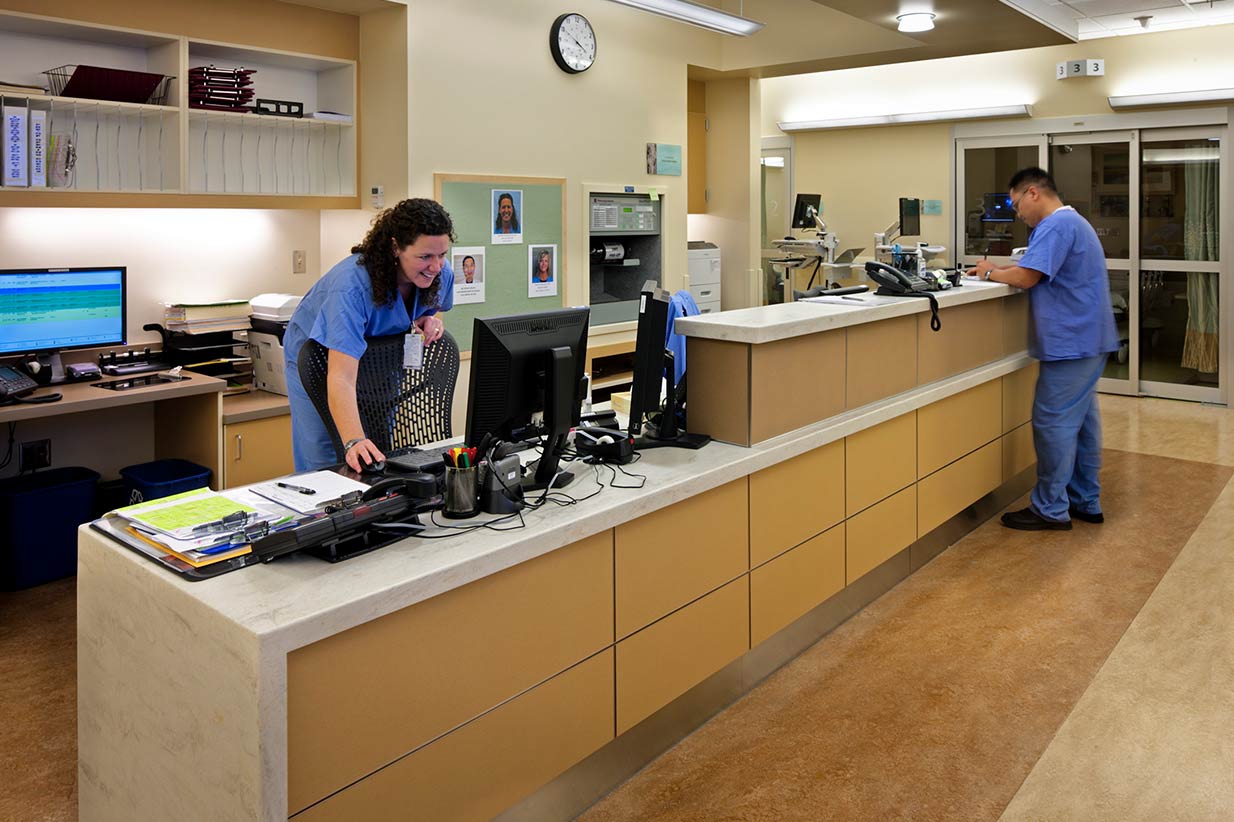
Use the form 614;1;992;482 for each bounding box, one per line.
688;111;708;213
222;415;293;488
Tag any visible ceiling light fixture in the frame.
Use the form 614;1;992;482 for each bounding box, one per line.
896;12;936;32
1108;88;1234;109
605;0;764;36
778;104;1033;132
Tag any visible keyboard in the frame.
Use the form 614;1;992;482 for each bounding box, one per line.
385;447;446;474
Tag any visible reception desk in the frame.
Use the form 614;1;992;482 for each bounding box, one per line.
78;282;1038;822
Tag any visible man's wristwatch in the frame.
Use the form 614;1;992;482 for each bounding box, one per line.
343;437;366;452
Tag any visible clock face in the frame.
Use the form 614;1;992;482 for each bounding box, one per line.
550;13;596;74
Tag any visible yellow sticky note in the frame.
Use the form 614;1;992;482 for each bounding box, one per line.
649;188;659;201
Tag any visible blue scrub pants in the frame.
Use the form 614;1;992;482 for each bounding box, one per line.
286;356;337;472
1030;354;1107;522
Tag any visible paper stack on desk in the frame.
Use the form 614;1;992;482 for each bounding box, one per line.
251;471;370;514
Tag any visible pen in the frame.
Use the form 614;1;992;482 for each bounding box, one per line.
841;295;865;301
276;481;317;495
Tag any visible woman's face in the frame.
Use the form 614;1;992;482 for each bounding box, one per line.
499;197;514;225
394;234;450;290
537;253;550;279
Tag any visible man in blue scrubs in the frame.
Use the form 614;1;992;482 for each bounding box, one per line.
970;168;1118;531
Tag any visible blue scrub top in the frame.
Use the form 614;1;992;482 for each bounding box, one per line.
283;253;454;470
1017;207;1119;362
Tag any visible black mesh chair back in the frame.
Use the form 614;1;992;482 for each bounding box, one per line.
297;330;460;462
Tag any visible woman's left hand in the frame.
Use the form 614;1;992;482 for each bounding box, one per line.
414;314;445;344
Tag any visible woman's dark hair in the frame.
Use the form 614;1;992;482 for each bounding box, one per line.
493;192;520;232
352;198;455;308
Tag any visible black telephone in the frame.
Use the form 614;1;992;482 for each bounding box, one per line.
863;261;944;332
0;365;38;401
864;261;934;294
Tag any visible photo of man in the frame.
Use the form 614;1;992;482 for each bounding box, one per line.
491;189;523;244
452;246;486;305
528;244;557;298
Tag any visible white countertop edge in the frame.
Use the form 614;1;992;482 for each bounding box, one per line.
92;351;1035;653
676;281;1019;345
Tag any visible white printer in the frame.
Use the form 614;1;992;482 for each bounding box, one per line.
686;241;721;314
247;293;301;395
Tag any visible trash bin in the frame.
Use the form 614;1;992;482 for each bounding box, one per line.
119;459;211;505
0;466;99;590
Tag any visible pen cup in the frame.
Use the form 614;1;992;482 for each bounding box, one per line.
442;465;479;519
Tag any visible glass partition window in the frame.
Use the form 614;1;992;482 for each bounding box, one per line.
1140;270;1219;385
1106;269;1131;381
1141;139;1220;262
1051;142;1131;259
962;146;1037;256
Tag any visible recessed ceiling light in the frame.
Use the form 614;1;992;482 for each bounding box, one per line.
897;12;936;32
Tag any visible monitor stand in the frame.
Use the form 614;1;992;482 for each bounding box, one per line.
30;352;67;385
632;366;711;451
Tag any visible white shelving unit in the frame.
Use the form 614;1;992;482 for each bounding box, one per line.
0;10;357;204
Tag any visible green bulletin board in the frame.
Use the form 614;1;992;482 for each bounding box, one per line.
435;173;566;353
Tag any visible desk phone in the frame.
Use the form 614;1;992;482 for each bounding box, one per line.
0;365;38;401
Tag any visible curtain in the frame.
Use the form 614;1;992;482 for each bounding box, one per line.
1182;155;1219;373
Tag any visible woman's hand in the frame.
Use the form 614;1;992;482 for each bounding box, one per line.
414;313;445;344
345;438;386;472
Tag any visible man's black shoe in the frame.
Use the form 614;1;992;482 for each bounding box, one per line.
1069;506;1104;524
1001;507;1072;531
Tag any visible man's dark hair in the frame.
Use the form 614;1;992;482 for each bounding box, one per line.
1008;167;1057;194
462;255;475;265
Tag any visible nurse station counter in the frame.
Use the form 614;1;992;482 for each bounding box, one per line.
77;280;1037;821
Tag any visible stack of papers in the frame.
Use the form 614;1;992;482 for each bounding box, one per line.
164;299;252;333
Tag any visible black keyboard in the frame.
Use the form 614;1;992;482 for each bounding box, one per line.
385;447;446;474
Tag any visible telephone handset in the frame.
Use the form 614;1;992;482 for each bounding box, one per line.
864;261;933;294
0;365;62;404
863;261;944;332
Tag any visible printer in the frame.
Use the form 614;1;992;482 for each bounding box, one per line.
247;293;301;395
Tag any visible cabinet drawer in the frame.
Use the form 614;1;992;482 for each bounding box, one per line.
751;524;844;646
750;439;844;567
287;531;614;814
689;283;721;303
696;299;722;315
616;479;748;639
847;485;916;584
616;578;748;734
917;380;1001;478
1002;363;1038;433
222;414;293;489
846;412;915;517
1003;421;1035;482
295;651;614;822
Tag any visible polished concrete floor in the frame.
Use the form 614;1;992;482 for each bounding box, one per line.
2;395;1232;821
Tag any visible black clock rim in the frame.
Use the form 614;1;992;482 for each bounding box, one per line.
550;12;595;75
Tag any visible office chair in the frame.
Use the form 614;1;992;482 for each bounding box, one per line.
297;330;460;461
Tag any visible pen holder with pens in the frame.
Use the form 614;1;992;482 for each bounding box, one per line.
442;466;479;519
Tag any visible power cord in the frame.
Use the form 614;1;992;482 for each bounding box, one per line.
0;423;15;471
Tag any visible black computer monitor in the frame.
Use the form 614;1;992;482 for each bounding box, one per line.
898;198;921;237
982;192;1014;222
791;193;822;229
0;266;126;383
465;307;590;491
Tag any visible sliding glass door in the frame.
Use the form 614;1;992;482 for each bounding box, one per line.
955;136;1047;269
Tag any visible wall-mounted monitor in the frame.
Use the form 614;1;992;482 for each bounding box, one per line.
791;193;822;229
898;198;921;237
982;192;1014;222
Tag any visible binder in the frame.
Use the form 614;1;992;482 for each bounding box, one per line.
3;102;28;187
29;109;46;187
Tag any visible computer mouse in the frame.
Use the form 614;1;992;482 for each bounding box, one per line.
362;459;386;475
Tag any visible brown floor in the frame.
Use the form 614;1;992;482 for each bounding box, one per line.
579;450;1232;822
0;576;77;822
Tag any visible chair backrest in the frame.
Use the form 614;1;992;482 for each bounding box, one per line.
297;330;460;461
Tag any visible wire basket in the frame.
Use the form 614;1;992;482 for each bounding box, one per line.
43;65;174;106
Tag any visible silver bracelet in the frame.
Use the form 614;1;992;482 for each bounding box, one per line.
343;437;365;452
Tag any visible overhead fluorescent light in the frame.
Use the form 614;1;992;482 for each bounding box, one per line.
760;156;785;167
605;0;764;36
896;12;935;32
1108;88;1234;109
778;104;1033;132
1142;146;1219;164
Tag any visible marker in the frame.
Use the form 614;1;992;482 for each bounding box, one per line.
276;481;316;495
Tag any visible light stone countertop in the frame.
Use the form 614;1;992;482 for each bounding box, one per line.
675;279;1017;344
88;351;1033;657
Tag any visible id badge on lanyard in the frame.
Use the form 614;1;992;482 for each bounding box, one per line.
403;332;424;370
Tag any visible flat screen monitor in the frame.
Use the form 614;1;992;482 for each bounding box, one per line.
465;307;590;490
898;198;921;237
791;193;822;229
982;192;1014;222
0;267;126;356
628;282;670;439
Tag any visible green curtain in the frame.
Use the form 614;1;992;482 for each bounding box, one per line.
1182;156;1219;374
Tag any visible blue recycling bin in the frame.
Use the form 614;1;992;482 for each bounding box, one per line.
119;458;211;505
0;466;99;590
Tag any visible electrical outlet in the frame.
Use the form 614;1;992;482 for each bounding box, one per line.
19;439;51;472
292;250;307;274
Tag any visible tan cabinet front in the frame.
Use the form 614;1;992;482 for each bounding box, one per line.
918;440;1003;537
846;411;916;517
222;415;293;488
1002;363;1039;434
750;439;844;566
917;380;1002;478
751;524;844;645
847;485;917;585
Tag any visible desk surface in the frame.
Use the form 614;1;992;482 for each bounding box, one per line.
222;389;290;424
676;279;1016;344
0;372;224;423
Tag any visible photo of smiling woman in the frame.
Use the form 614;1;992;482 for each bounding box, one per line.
283;198;456;472
491;189;523;244
528;244;558;298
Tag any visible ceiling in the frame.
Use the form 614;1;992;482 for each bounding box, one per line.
1046;0;1234;39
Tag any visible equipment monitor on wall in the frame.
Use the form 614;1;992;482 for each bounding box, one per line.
791;193;822;229
898;198;922;237
982;192;1014;222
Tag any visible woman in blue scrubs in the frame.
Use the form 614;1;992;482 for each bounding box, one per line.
284;199;456;472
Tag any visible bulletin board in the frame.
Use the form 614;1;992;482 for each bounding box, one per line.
434;173;566;353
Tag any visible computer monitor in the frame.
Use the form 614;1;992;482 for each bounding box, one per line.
898;198;921;237
465;307;590;491
791;193;822;229
627;281;710;451
0;267;126;383
982;192;1014;222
